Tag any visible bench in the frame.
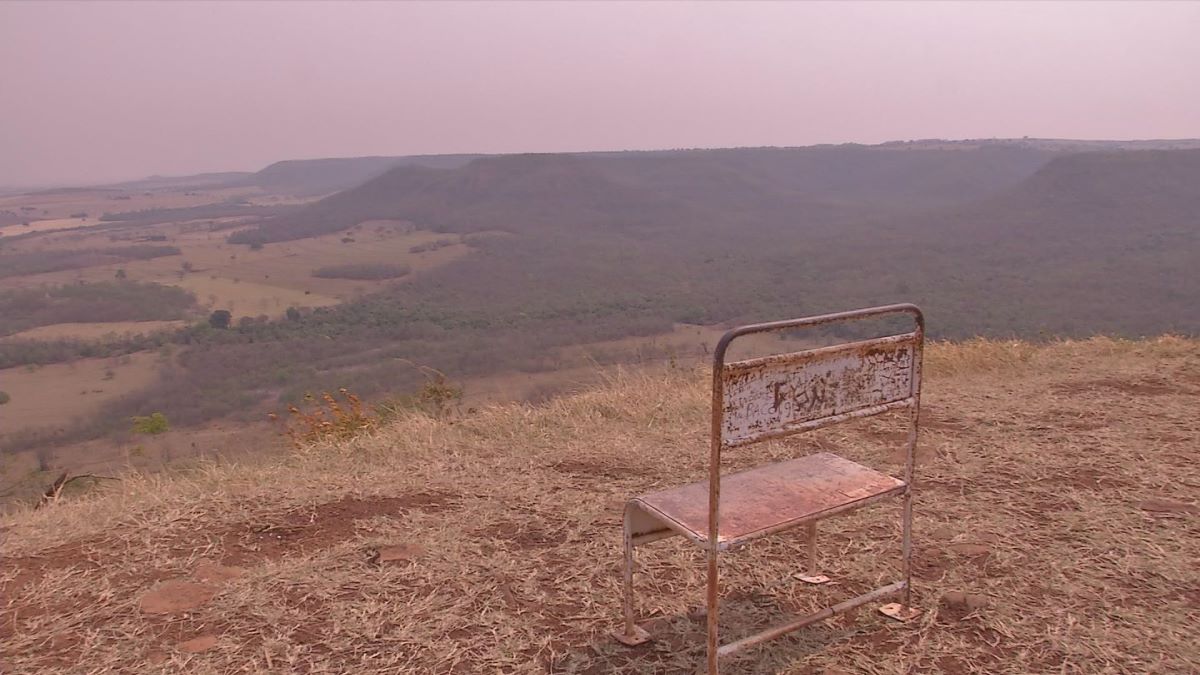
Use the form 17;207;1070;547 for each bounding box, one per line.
615;304;925;673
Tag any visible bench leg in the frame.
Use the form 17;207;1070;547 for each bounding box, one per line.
706;547;720;674
902;490;912;606
795;521;830;585
615;504;651;646
879;491;920;622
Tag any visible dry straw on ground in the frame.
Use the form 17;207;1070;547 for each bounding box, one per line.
2;337;1198;673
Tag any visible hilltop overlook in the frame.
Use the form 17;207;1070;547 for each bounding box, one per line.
3;337;1197;673
5;2;1198;671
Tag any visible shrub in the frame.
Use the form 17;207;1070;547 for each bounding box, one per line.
377;371;463;419
408;238;455;254
131;412;169;435
0;390;10;405
209;310;232;329
272;389;378;449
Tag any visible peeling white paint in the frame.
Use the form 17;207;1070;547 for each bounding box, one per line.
721;339;915;447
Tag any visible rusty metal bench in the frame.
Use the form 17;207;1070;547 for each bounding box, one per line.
615;304;925;673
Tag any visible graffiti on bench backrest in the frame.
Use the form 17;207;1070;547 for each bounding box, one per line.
721;337;916;448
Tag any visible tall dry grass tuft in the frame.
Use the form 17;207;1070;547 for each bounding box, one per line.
923;337;1039;376
273;388;379;449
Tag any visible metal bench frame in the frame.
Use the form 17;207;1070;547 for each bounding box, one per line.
615;304;925;673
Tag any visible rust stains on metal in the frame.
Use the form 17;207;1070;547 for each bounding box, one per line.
616;303;926;674
633;452;905;545
721;335;916;448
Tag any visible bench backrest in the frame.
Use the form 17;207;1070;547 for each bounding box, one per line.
712;304;924;452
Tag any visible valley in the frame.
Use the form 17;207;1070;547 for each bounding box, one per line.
2;140;1198;504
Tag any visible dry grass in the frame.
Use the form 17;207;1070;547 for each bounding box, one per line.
2;338;1198;673
0;351;165;436
0;320;188;342
0;221;470;317
0;187;259;223
0;218;96;238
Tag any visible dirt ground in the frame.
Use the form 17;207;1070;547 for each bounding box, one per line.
1;337;1198;673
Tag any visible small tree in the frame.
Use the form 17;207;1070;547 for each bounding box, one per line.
285;306;301;321
115;268;127;279
0;390;10;405
132;412;169;435
35;448;53;472
209;309;232;329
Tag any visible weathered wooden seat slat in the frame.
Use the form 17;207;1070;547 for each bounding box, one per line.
632;452;905;547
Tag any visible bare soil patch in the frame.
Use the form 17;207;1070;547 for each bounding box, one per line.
139;580;218;615
200;492;458;566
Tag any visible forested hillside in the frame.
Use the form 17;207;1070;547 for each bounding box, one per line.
4;144;1198;456
241;154;483;197
232;145;1199;337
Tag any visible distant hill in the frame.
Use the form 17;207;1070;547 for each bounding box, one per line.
109;171;255;192
238;138;1200;215
236;144;1058;244
865;149;1200;335
225;145;1200;336
14;138;1195;199
592;144;1057;212
976;137;1200;152
242;145;1200;337
234;153;693;243
242;154;484;197
977;148;1200;226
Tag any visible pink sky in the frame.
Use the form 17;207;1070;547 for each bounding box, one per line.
2;1;1198;186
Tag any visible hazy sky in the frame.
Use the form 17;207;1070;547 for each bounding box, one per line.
2;1;1198;186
